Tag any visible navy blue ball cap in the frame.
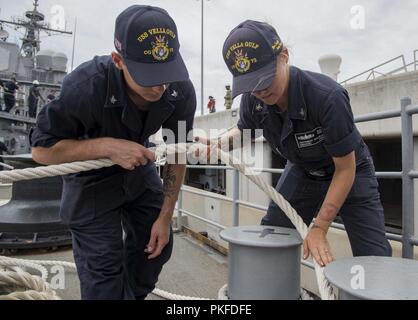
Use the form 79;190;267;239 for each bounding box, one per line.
223;20;283;98
114;5;189;87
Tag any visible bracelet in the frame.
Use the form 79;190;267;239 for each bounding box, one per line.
312;221;328;233
312;222;328;233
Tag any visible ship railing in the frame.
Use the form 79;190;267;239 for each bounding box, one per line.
415;49;418;71
165;97;418;270
0;76;62;88
340;50;418;86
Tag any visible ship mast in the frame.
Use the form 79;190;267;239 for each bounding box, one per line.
0;0;72;58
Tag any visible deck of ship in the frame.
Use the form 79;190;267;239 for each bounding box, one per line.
6;231;228;300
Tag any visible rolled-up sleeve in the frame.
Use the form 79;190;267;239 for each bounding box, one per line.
321;89;362;157
30;82;97;148
237;95;262;140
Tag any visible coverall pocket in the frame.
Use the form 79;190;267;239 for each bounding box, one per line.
297;145;327;162
346;176;380;203
143;171;164;194
61;176;96;226
93;174;124;216
275;163;306;201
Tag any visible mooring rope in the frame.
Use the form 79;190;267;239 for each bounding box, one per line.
0;143;336;300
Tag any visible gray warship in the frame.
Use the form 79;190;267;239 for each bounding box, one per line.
0;0;71;154
0;0;73;251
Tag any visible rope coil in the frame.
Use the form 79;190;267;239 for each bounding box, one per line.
0;261;59;300
0;143;336;300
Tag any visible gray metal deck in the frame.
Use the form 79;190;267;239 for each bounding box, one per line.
7;232;228;300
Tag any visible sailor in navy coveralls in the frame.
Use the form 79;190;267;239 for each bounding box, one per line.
30;6;196;299
196;20;391;266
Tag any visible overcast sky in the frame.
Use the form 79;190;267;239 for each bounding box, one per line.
1;0;418;115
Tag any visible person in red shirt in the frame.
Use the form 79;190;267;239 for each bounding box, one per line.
207;96;216;113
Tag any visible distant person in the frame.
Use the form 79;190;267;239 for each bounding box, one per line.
207;96;216;113
0;141;7;154
0;141;9;171
2;77;19;113
28;80;44;118
0;79;4;111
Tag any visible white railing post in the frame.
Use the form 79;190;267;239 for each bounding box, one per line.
232;169;240;227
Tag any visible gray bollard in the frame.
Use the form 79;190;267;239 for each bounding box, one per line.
324;256;418;300
220;225;302;300
0;154;71;250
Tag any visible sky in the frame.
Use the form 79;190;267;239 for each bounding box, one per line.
1;0;418;115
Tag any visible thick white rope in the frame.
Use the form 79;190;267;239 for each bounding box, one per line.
0;262;60;300
0;256;210;300
0;142;335;300
0;256;49;280
0;144;187;183
152;288;213;301
0;159;114;183
0;272;60;300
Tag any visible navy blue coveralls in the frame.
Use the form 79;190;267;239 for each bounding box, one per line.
28;85;41;118
30;55;197;300
237;66;392;257
0;141;8;171
2;81;19;113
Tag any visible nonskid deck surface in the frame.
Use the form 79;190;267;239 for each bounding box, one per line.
5;232;228;300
